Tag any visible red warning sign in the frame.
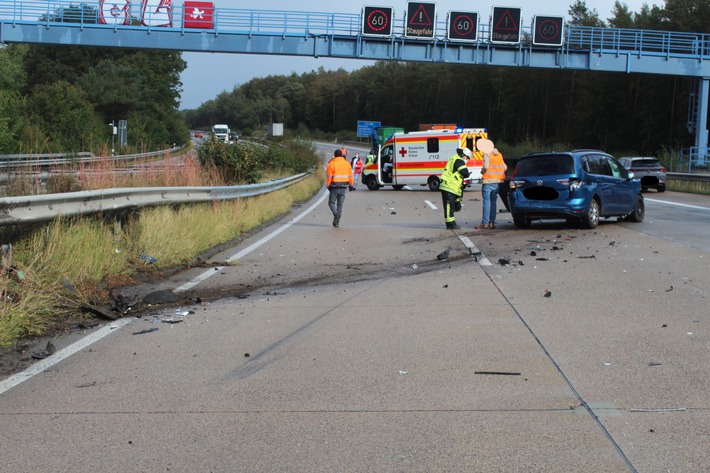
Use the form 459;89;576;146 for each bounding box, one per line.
406;2;436;39
491;7;522;44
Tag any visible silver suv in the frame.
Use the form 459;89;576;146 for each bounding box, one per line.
618;157;667;192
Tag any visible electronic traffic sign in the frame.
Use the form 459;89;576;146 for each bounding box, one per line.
447;11;479;42
491;7;522;44
362;6;393;37
405;2;436;39
533;16;564;46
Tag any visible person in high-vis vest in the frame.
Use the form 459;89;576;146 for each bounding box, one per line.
475;148;507;229
439;147;472;230
326;149;355;227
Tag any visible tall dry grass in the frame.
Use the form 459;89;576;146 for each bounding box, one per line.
0;168;325;348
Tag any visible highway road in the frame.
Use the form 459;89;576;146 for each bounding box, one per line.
0;147;708;472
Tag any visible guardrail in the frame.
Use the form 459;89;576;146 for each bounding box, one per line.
0;172;310;226
668;172;710;183
0;146;183;169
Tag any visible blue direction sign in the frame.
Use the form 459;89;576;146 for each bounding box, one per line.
362;6;393;37
448;11;479;42
533;16;564;46
405;2;436;39
491;7;522;44
357;120;381;137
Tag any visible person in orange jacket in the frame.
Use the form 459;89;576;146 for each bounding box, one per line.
326;149;355;227
475;148;507;229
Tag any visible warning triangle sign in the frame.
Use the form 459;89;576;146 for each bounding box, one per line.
495;9;518;31
409;4;433;26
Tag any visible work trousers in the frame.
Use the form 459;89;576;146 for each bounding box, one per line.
328;187;348;217
481;183;500;225
441;190;460;224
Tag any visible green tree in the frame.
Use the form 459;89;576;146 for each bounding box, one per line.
568;0;606;26
662;0;710;32
24;81;104;152
0;44;29;152
607;1;635;28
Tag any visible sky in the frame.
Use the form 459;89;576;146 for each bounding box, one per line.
179;0;654;109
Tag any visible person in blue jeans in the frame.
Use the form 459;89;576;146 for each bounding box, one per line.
475;149;507;229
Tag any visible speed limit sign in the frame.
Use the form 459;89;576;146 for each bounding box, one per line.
533;16;564;46
362;6;393;37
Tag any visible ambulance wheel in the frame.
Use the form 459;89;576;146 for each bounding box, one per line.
366;177;380;191
427;176;440;191
393;185;405;190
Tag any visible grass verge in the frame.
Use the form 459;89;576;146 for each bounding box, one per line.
0;169;324;348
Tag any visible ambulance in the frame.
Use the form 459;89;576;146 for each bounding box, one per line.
361;128;489;191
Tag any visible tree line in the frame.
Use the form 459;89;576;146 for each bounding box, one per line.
184;0;710;158
0;4;188;155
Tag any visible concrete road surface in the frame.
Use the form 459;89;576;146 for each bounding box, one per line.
0;182;708;472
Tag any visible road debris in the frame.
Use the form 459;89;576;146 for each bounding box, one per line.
132;327;159;335
31;340;56;359
140;254;157;264
437;249;450;261
544;290;552;297
474;371;521;376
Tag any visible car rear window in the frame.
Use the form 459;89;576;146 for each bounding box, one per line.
631;159;662;168
515;155;575;176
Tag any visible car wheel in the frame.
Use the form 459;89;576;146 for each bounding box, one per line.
393;185;405;190
657;184;666;193
428;176;440;191
582;199;600;229
627;195;645;222
365;177;380;191
513;214;531;228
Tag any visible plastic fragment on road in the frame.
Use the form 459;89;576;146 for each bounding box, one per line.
474;371;521;376
132;327;159;335
31;340;56;359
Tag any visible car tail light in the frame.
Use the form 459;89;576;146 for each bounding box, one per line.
660;168;666;173
510;180;525;189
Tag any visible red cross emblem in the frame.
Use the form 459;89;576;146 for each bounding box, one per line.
399;147;407;158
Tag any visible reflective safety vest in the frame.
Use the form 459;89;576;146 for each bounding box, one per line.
439;154;469;196
482;151;506;183
326;156;354;187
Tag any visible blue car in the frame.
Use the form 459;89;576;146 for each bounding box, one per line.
508;150;645;229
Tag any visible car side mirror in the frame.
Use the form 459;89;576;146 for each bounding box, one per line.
627;171;635;180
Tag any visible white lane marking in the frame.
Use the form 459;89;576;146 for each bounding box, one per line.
425;199;491;265
175;190;329;293
644;198;710;211
0;318;133;395
459;236;492;266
